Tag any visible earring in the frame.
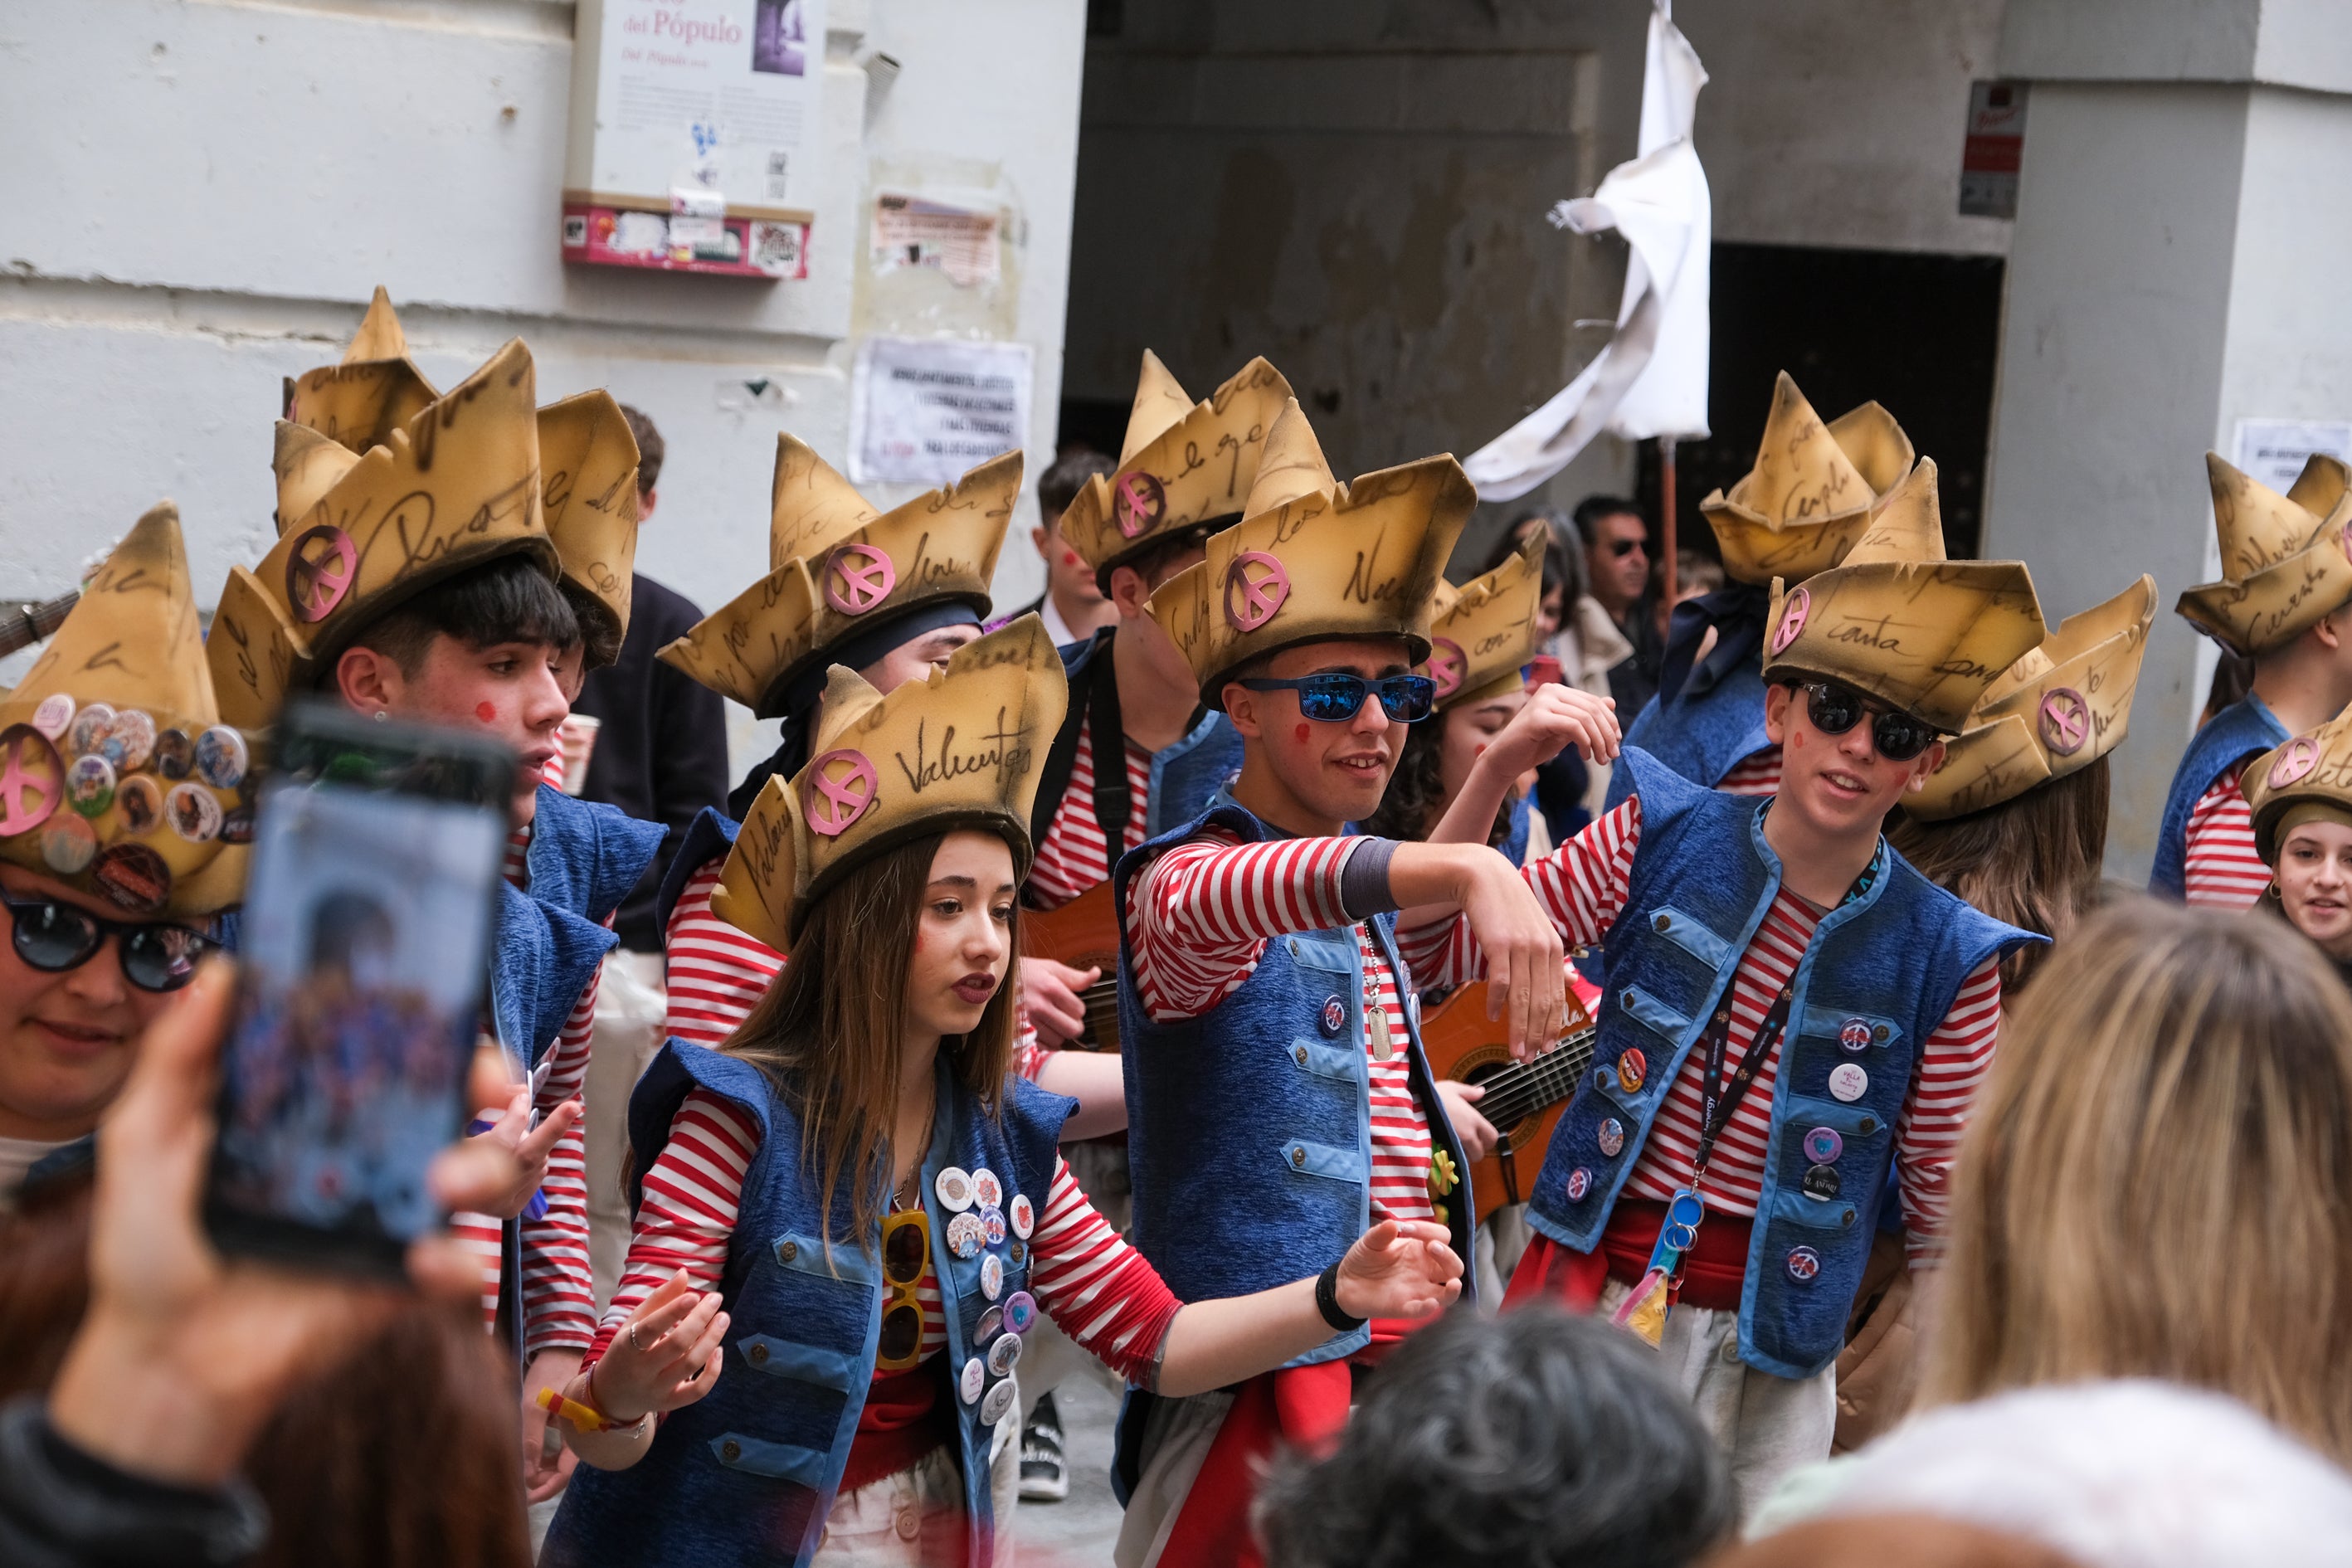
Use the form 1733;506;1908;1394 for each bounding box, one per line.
2267;881;2283;900
373;709;389;723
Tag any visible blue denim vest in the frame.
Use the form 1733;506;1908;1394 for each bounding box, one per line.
2150;694;2288;898
655;805;742;937
1056;626;1245;840
1609;656;1775;807
1529;749;2038;1378
543;1042;1076;1568
1113;803;1479;1357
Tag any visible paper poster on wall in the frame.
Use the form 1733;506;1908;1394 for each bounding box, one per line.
562;0;825;278
849;337;1034;487
871;195;1001;287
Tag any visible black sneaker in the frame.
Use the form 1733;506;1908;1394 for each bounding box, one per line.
1019;1391;1069;1502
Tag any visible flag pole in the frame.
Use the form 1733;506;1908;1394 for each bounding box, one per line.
1658;435;1679;635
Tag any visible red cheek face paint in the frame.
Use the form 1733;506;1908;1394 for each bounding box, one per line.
475;701;498;723
1062;551;1080;567
1293;723;1312;744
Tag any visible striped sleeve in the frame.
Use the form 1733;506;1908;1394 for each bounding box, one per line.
1030;1157;1182;1385
1123;830;1361;1022
1894;954;2004;1267
2183;772;2270;912
664;857;785;1048
1395;797;1643;990
519;966;601;1355
585;1088;754;1369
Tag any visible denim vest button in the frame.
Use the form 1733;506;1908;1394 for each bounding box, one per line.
747;1342;770;1365
1858;1115;1878;1137
721;1439;743;1462
1619;989;1635;1009
1653;913;1671;932
778;1240;798;1263
1293;1045;1309;1066
1291;1147;1307;1167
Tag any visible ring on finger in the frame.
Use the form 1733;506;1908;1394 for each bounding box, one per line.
630;1322;646;1352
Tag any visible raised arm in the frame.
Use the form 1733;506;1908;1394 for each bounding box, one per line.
1424;684;1620;850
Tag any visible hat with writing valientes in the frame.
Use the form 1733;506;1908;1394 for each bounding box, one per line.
709;616;1068;949
210;337;553;731
1700;371;1916;587
2176;451;2352;657
1760;459;2046;735
659;436;1016;719
1422;533;1545;709
1058;350;1295;588
2241;707;2352;864
1906;574;2155;821
1146;399;1473;703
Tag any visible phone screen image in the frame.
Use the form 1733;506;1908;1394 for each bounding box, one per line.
206;704;513;1273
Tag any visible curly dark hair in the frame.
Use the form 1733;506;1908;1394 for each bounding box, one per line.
1254;1305;1733;1568
1361;714;1514;847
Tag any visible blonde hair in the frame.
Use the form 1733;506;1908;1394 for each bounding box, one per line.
1921;897;2352;1464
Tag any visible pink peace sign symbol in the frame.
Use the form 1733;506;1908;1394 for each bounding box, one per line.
2038;687;2091;757
285;525;358;624
1223;551;1291;633
1113;473;1166;540
1428;637;1468;700
1769;587;1811;657
2272;736;2322;789
824;544;898;616
0;725;64;836
801;748;879;837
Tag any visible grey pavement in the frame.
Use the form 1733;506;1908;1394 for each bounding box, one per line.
1009;1375;1127;1566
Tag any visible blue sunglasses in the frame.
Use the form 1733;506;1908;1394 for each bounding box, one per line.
1239;674;1436;724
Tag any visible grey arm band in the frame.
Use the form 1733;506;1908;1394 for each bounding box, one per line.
1337;836;1401;923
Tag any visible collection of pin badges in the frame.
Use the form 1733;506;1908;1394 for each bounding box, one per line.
0;694;249;913
934;1164;1038;1426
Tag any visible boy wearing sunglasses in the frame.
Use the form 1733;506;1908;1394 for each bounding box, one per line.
1108;402;1621;1564
1407;462;2048;1510
0;506;248;1210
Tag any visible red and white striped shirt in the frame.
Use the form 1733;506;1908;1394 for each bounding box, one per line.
1400;797;2002;1266
2184;772;2270;912
1125;831;1438;1228
587;1089;1181;1384
1718;746;1782;796
1027;715;1153;911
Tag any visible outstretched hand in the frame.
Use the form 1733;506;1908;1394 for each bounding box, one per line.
576;1269;730;1426
1483;684;1621;777
1332;1219;1465;1322
474;1077;582;1220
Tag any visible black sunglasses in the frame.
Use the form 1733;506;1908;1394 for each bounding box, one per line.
1;891;212;993
1794;681;1939;762
1239;674;1436;724
1604;537;1644;558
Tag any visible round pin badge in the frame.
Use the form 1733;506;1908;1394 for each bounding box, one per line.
1801;1126;1844;1165
40;814;96;875
935;1166;975;1212
67;704;115;759
1565;1166;1592;1203
1595;1117;1625;1158
1003;1291;1038;1336
1009;1193;1035;1239
801;748;878;838
0;726;66;838
823;543;898;616
65;755;116;818
981;1253;1005;1301
949;1213;985;1259
972;1169;1003;1210
194;728;248;791
1112;472;1166;540
117;776;162;838
30;694;73;742
285;524;358;623
2038;686;2091;757
1615;1048;1647;1094
1008;1239;1027;1267
1802;1163;1842;1202
1222;552;1291;633
153;728;194;781
1827;1062;1870;1103
167;782;222;844
1785;1245;1822;1283
975;1305;1005;1346
980;1377;1018;1426
986;1330;1024;1377
982;1208;1007;1247
1838;1017;1874;1054
100;709;156;772
1319;995;1346;1035
221;806;256;845
91;844;172;914
960;1358;986;1405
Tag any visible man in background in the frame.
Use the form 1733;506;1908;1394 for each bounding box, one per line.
1575;494;1663;718
1009;447;1118;647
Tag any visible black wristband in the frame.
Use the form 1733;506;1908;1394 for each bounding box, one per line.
1314;1261;1367;1332
1336;836;1400;923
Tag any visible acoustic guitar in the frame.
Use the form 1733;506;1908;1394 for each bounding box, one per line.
1020;880;1123;1053
0;589;77;661
1422;986;1598;1228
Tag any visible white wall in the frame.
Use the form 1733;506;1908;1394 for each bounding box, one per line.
0;0;1087;776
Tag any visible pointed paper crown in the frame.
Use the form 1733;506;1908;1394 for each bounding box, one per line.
1760;459;2046;733
0;505;254;916
1058;351;1295;587
2243;707;2352;864
2176;452;2352;657
212;339;553;731
284;287;441;456
1147;400;1473;701
1424;533;1545;709
1701;372;1916;587
709;616;1069;949
657;437;1015;718
1906;574;2155;821
536;391;642;667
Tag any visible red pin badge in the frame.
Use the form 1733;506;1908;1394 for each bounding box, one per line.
1770;587;1810;656
1113;472;1166;540
285;524;358;624
2038;687;2091;757
1223;552;1290;632
801;748;879;837
823;544;897;616
1428;638;1467;700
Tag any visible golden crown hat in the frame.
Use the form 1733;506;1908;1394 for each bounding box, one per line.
2176;452;2352;657
537;391;642;667
0;504;254;917
209;338;552;732
709;616;1069;950
1701;372;1916;587
1760;459;2046;735
2243;708;2352;864
1058;351;1294;586
658;439;1015;718
284;287;442;457
1424;533;1545;709
1148;399;1473;701
1906;574;2156;821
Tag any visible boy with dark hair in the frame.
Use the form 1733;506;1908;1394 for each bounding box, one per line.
1010;446;1118;646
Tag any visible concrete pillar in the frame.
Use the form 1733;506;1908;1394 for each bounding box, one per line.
1982;0;2352;879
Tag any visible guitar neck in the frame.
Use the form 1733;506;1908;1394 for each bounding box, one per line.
1470;1025;1600;1129
0;590;78;659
